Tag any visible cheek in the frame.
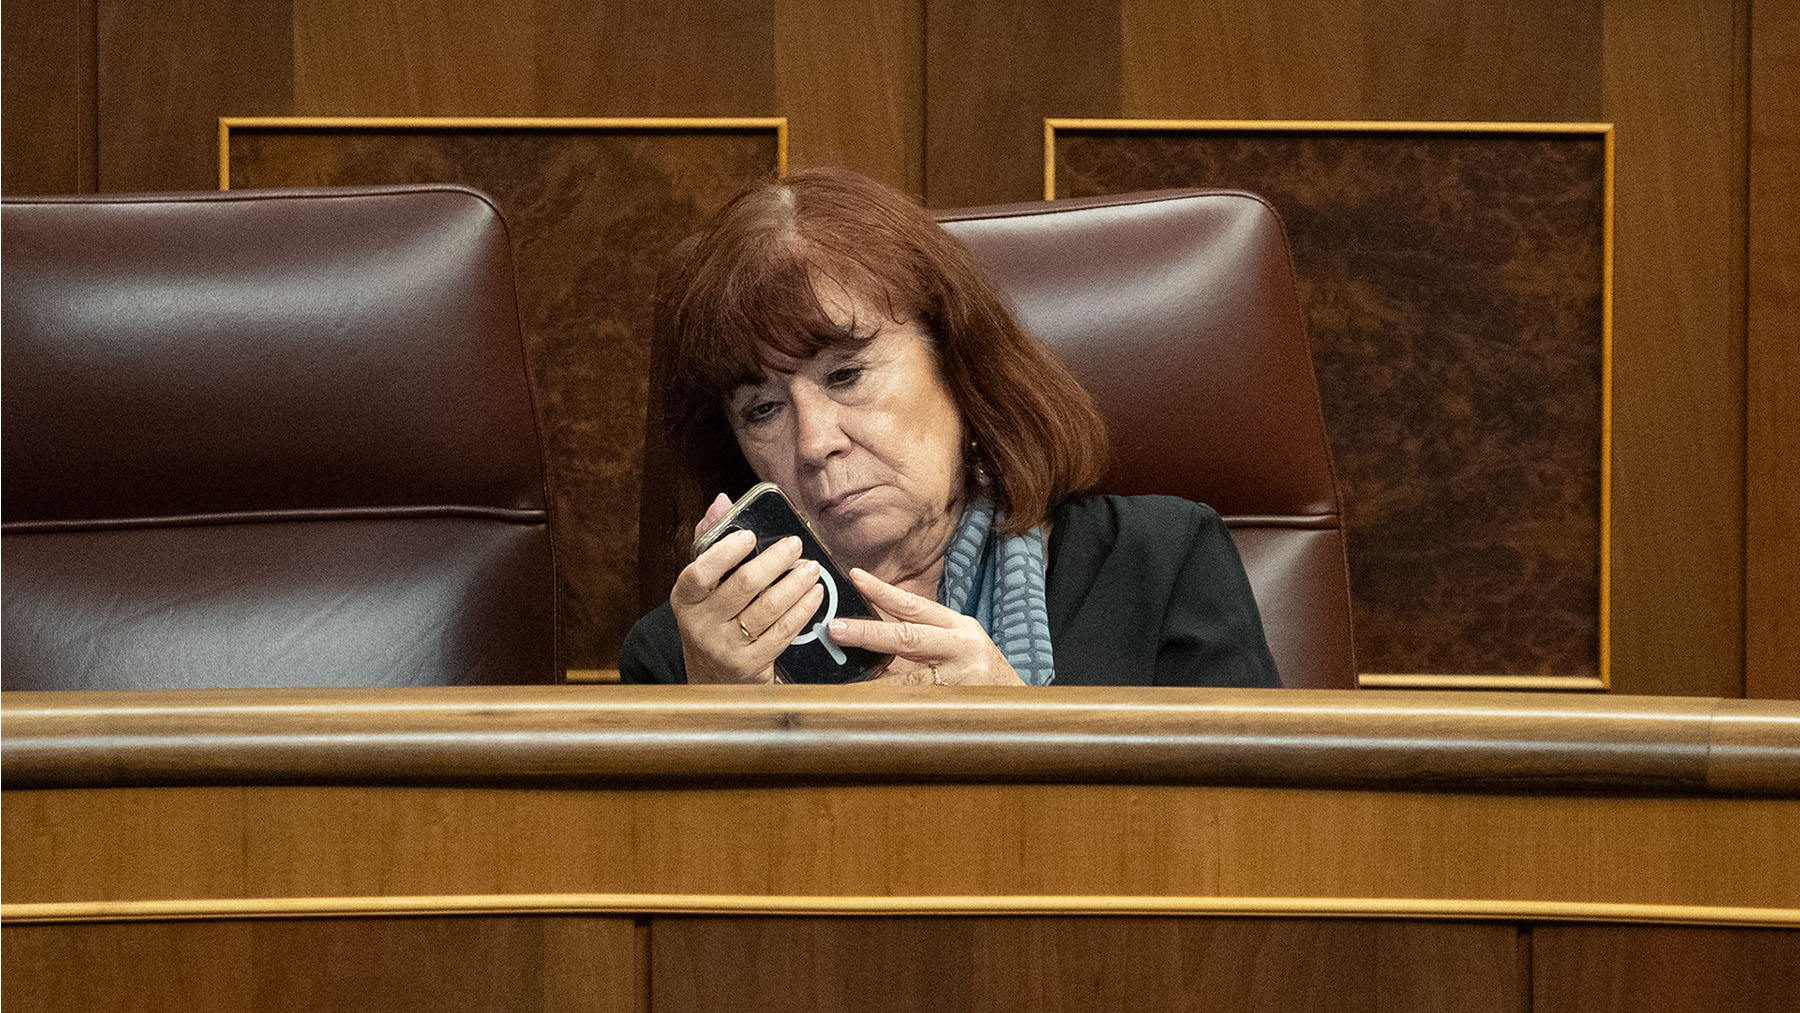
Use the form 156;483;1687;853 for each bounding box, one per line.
912;402;966;494
732;432;786;484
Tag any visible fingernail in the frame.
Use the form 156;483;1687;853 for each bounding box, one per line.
783;535;803;552
801;559;819;575
731;528;756;544
828;620;847;634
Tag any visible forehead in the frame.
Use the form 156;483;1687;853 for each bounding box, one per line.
749;281;908;366
748;326;885;381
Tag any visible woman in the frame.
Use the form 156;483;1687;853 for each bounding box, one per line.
622;167;1278;688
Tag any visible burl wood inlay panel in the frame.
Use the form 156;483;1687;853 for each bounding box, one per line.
1057;128;1607;677
229;125;779;668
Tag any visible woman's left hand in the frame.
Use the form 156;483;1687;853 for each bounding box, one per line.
826;568;1027;686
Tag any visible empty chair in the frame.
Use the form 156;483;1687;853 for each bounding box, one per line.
2;184;560;689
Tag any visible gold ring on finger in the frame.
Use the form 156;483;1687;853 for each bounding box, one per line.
738;618;754;643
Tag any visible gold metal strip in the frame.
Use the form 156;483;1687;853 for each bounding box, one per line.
564;668;622;684
1048;118;1616;135
1600;124;1616;689
221;116;789;130
217;116;789;191
1357;674;1606;691
6;894;1795;928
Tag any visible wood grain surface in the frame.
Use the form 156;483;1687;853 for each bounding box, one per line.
0;0;95;195
924;0;1121;205
5;782;1795;910
1602;0;1748;698
1533;923;1800;1012
1120;0;1366;120
6;684;1794;1010
1747;0;1800;701
0;1;1786;702
4;688;1797;917
650;918;1526;1012
530;0;776;117
94;0;292;191
292;0;539;115
776;0;923;195
1;916;637;1013
1118;0;1600;123
5;686;1797;794
1054;124;1609;680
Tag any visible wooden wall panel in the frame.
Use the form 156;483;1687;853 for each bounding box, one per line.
94;0;292;191
1747;0;1800;700
291;0;538;115
8;783;1796;910
1;916;639;1012
530;0;775;115
1120;1;1365;119
1603;0;1748;697
1;0;95;194
924;0;1121;206
1120;0;1600;122
0;0;1774;695
1055;126;1610;679
651;918;1526;1012
775;0;923;194
1533;924;1800;1012
1116;2;1601;154
1358;0;1601;121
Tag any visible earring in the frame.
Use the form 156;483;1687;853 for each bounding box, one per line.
967;438;992;489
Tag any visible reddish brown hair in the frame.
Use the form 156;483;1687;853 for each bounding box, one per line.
650;167;1108;537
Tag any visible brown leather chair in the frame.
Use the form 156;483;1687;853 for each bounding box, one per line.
938;190;1356;688
2;184;560;690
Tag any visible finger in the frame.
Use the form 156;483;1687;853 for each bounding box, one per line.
693;493;733;541
827;616;954;661
738;558;821;636
764;582;826;649
848;568;962;626
717;535;807;611
671;528;757;605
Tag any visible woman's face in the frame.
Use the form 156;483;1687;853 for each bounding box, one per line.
726;287;966;585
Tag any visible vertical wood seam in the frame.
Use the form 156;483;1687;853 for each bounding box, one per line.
1736;0;1754;701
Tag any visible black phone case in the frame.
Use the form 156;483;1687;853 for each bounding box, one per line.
696;484;892;684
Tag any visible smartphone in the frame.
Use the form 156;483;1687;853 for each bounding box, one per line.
692;482;893;684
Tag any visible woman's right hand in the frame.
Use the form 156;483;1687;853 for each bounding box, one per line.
671;493;825;683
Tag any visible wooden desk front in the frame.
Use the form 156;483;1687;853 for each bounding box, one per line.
4;687;1797;1010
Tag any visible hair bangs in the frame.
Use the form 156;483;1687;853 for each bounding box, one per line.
690;233;926;395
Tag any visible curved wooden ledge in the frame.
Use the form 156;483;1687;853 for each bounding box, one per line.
3;686;1796;795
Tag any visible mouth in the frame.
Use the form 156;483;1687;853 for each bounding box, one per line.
814;486;874;516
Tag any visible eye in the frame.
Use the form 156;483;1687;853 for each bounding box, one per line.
826;364;865;389
739;399;780;427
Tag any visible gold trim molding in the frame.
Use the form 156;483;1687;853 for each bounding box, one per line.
1045;119;1615;692
1358;674;1606;691
6;894;1795;929
219;116;790;191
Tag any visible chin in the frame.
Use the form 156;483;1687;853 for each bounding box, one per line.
816;513;903;567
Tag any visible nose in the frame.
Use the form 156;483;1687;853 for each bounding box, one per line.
791;387;849;467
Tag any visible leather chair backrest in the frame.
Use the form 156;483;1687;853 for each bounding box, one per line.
939;190;1355;687
2;185;560;690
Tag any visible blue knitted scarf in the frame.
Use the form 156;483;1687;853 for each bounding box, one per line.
936;496;1056;685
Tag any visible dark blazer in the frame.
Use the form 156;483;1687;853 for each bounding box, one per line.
620;494;1280;688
